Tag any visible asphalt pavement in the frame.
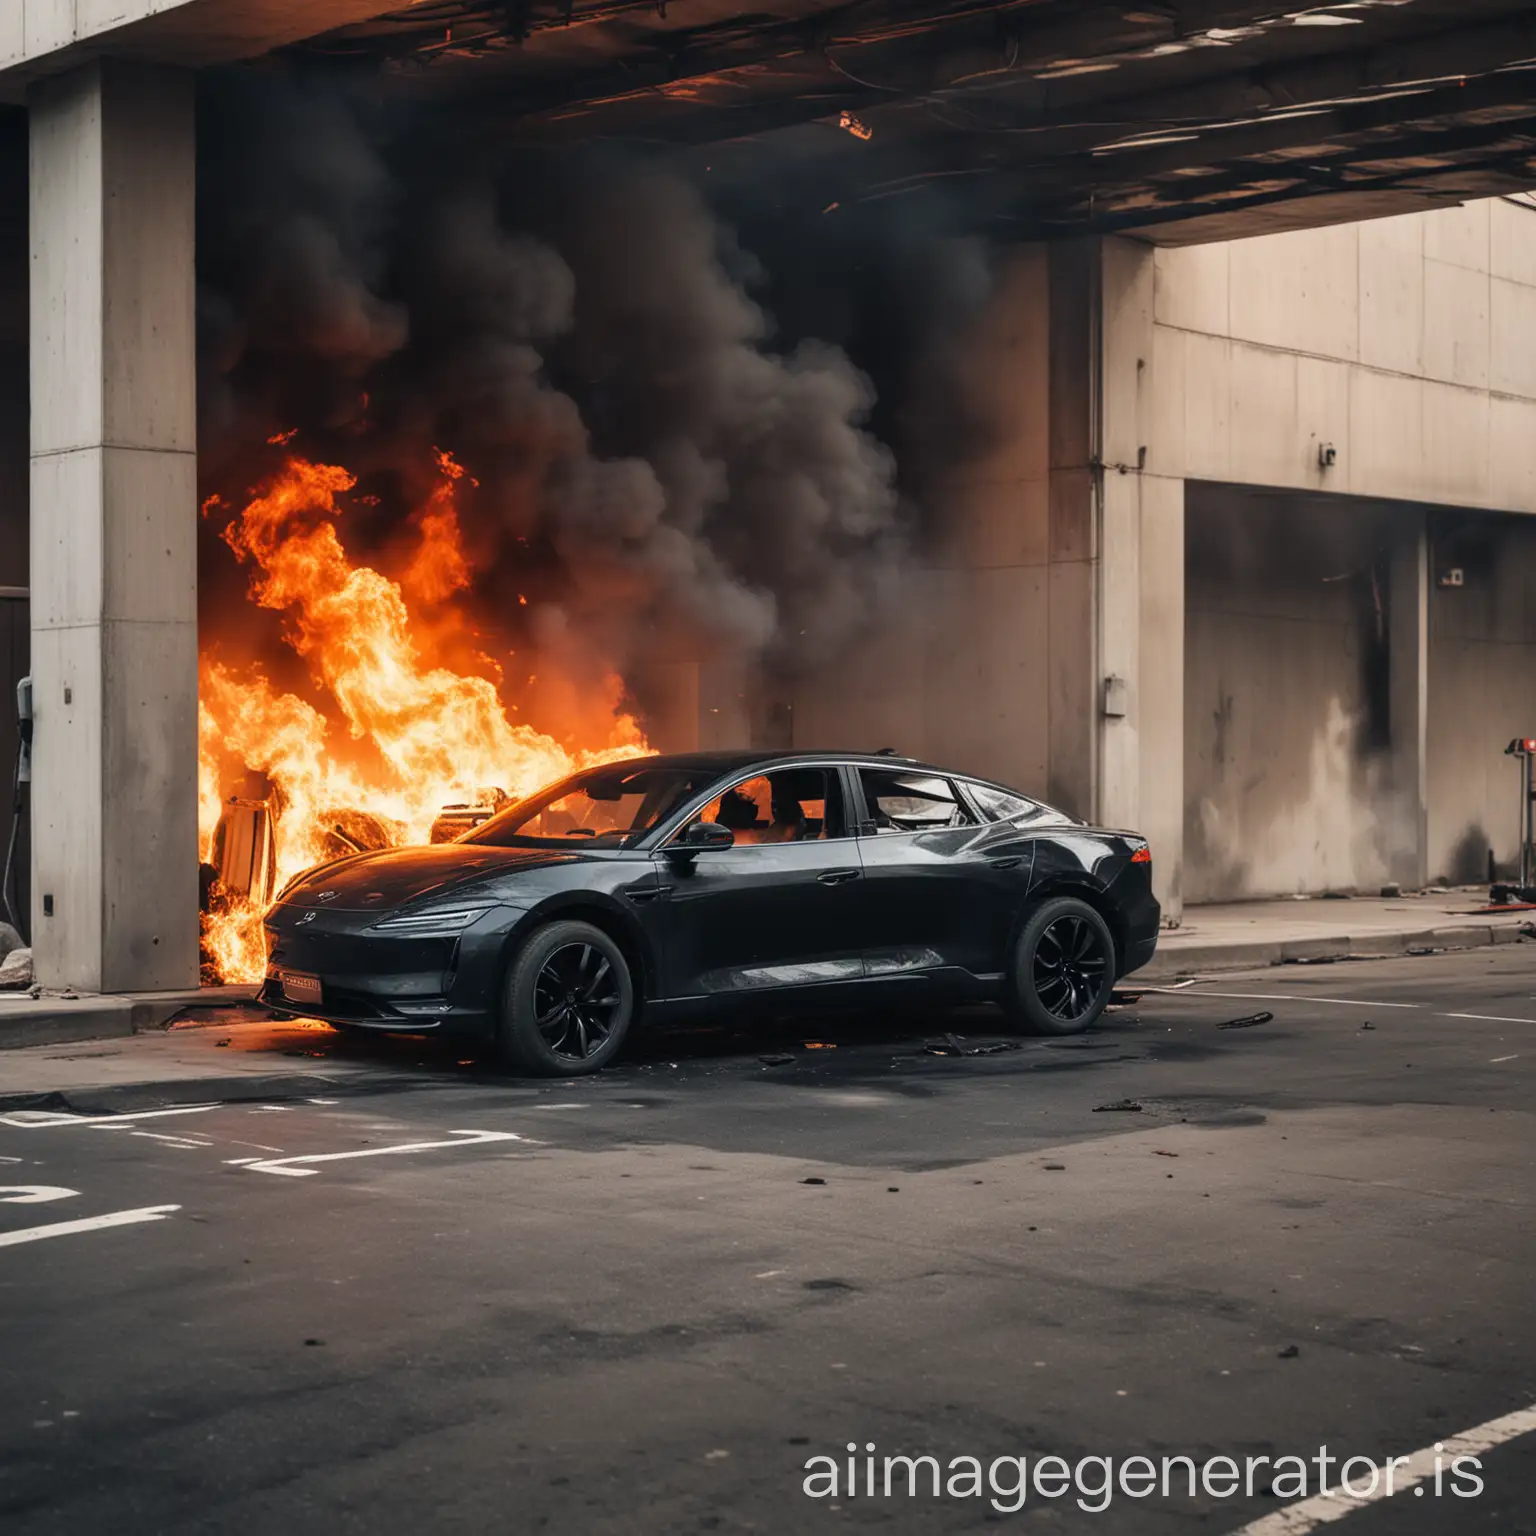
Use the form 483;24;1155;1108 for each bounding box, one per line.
2;946;1534;1534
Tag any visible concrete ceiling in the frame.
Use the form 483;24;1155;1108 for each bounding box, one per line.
5;1;1536;241
279;0;1536;241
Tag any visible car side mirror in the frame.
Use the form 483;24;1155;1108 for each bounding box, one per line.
675;820;734;852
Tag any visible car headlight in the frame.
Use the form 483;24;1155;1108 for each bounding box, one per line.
367;906;493;936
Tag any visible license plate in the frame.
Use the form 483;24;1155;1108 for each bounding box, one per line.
280;971;323;1006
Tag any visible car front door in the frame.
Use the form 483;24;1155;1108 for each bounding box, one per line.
653;766;868;1003
849;765;1033;985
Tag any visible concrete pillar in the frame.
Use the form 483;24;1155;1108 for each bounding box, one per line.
1388;513;1428;889
1096;236;1185;920
1045;241;1098;821
29;60;198;992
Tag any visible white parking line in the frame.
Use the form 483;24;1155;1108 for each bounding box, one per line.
1228;1401;1536;1534
0;1205;180;1249
1446;1012;1536;1025
0;1186;78;1204
231;1129;530;1178
1489;1054;1520;1063
0;1106;222;1129
1181;991;1421;1009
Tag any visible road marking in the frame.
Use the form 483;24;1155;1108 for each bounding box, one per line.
1489;1054;1520;1063
0;1105;222;1129
129;1131;214;1148
0;1186;78;1204
1181;990;1421;1009
0;1205;180;1248
1445;1012;1536;1025
1228;1401;1536;1534
236;1129;530;1178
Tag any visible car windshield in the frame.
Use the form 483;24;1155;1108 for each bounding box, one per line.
460;763;720;849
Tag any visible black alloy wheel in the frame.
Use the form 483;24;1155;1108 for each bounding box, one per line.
1006;896;1116;1035
534;942;621;1061
500;919;635;1075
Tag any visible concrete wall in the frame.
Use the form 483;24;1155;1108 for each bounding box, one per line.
1425;514;1536;884
1183;487;1428;901
1149;198;1536;515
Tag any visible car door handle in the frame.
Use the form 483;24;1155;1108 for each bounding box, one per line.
989;856;1023;870
625;883;672;903
817;868;862;886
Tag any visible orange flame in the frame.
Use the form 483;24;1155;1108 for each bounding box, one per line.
199;453;647;982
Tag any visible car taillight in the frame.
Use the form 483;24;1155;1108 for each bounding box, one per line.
1131;846;1151;863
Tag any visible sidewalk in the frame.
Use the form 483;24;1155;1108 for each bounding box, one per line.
1136;890;1534;980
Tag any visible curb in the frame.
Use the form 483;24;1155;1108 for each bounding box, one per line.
0;1002;137;1050
1134;921;1530;980
0;987;265;1051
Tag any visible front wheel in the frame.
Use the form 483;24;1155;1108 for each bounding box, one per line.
498;920;635;1076
1004;897;1115;1036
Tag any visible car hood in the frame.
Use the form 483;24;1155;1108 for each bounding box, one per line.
274;844;580;913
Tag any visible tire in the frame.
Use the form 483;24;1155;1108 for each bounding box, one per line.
498;920;635;1076
1004;897;1116;1036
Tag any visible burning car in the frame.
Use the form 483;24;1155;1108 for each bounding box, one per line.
260;750;1160;1075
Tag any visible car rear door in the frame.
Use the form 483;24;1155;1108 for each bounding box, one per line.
849;765;1034;985
652;765;869;1002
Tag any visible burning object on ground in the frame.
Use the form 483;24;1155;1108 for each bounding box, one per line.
320;808;403;861
430;789;511;844
209;796;277;908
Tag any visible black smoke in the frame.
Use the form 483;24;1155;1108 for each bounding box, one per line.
196;71;996;734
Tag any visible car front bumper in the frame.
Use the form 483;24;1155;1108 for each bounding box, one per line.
260;902;531;1037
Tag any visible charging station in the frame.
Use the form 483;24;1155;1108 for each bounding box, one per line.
1490;737;1536;905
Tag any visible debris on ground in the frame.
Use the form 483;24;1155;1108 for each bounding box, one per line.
1277;1345;1300;1359
1094;1099;1143;1113
214;1038;231;1048
800;1176;827;1186
1216;1011;1274;1030
759;1054;795;1067
802;1042;836;1050
1380;882;1401;897
1043;1163;1066;1171
1405;946;1441;957
1110;990;1144;1005
1360;1021;1376;1031
1282;954;1340;966
0;945;33;990
1152;1149;1178;1158
924;1033;1024;1058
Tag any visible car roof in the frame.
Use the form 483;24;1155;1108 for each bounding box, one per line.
598;749;944;776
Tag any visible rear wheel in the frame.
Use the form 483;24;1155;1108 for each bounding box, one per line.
1005;897;1115;1036
498;920;635;1076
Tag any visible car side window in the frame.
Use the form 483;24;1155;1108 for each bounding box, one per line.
692;768;847;845
967;783;1038;822
858;770;974;833
964;780;1075;828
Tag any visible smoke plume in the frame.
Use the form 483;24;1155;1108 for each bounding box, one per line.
197;73;922;739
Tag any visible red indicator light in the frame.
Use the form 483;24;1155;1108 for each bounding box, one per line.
1131;846;1152;863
